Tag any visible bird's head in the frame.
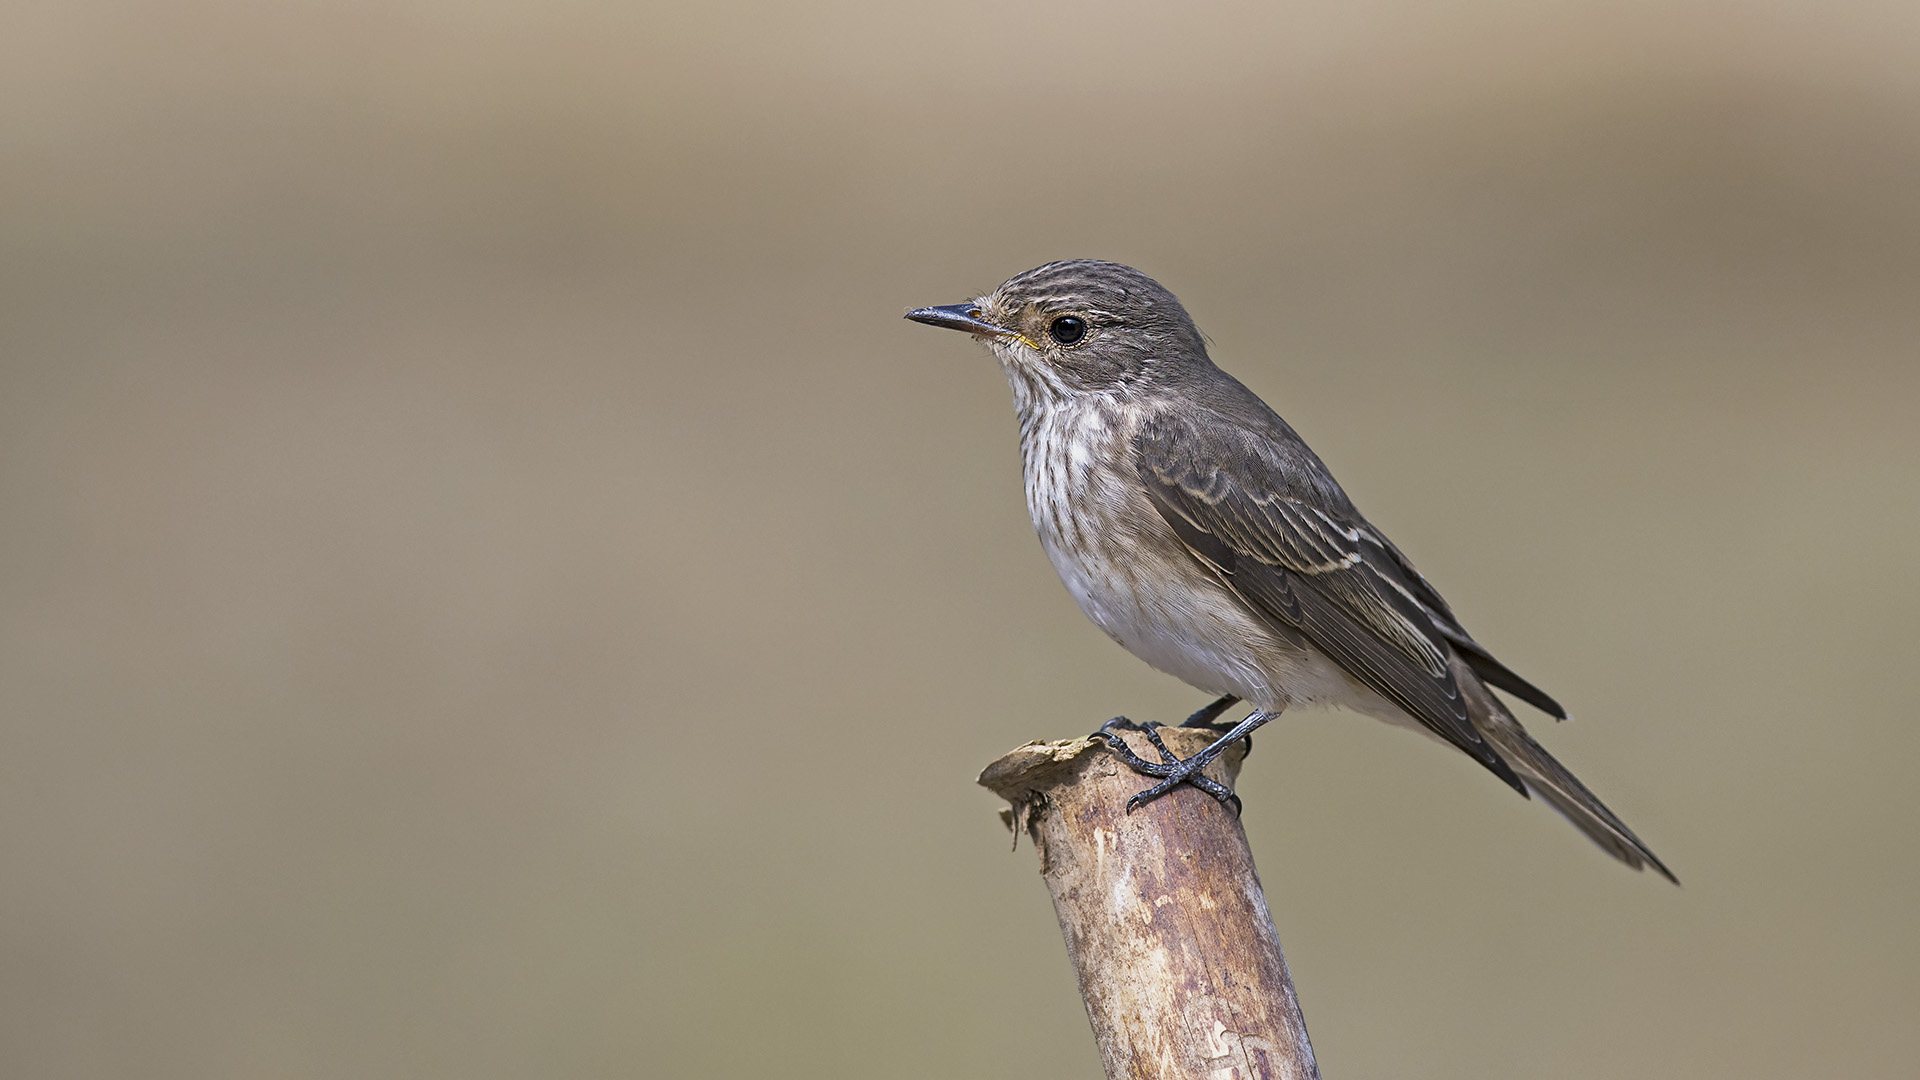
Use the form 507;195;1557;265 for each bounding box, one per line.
906;260;1209;401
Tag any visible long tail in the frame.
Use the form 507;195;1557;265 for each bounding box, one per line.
1454;658;1678;884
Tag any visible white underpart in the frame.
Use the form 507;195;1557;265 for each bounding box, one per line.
995;340;1418;729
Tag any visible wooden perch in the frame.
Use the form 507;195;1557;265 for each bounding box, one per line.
979;728;1319;1080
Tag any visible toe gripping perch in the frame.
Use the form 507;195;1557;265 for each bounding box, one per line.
1092;696;1279;815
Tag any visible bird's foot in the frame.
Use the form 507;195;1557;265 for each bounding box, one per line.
1091;707;1279;816
1093;717;1241;813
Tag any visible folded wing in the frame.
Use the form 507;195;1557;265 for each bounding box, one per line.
1134;412;1527;792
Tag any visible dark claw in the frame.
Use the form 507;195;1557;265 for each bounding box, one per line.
1125;780;1176;813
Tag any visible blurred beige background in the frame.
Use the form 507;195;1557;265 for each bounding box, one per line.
4;2;1917;1077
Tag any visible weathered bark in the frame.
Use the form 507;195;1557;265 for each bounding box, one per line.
979;729;1319;1080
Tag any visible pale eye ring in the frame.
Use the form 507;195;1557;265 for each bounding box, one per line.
1047;315;1088;346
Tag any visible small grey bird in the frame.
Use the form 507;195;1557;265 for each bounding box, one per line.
907;259;1674;881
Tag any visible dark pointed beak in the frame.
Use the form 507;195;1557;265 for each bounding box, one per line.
904;303;1021;341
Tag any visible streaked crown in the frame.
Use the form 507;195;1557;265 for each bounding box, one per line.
978;260;1212;397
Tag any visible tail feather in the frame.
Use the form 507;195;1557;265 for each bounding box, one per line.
1454;658;1678;884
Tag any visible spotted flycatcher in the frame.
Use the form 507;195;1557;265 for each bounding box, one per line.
908;259;1673;881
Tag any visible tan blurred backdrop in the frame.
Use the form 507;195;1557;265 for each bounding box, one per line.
3;2;1918;1077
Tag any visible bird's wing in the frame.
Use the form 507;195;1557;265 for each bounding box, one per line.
1367;528;1569;720
1133;412;1525;793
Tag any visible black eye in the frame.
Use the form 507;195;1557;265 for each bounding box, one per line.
1048;315;1088;345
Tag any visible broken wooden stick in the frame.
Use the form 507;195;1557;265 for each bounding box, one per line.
979;727;1319;1080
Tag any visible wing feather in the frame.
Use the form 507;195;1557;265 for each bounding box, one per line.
1136;414;1526;792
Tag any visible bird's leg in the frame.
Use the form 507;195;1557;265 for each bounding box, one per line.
1099;694;1239;737
1178;693;1252;756
1180;694;1241;728
1095;710;1281;815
